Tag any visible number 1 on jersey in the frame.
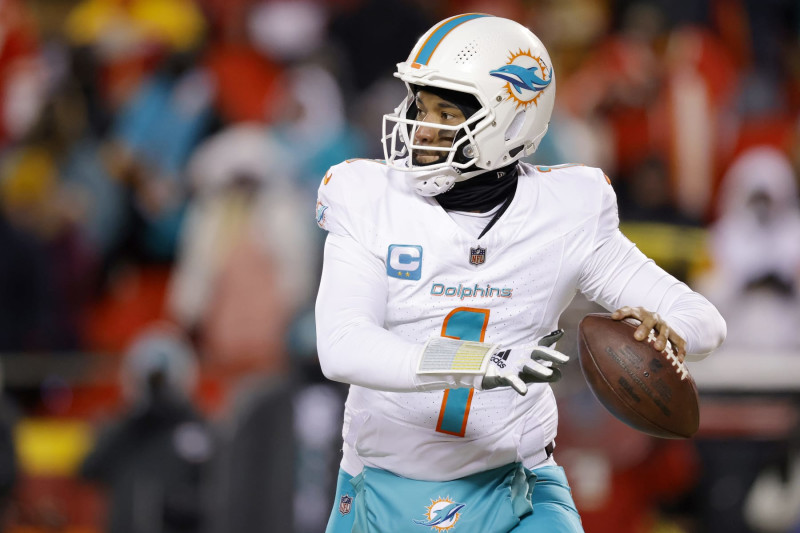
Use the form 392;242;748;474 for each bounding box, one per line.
436;307;490;437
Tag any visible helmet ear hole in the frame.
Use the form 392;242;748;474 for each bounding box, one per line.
508;145;525;158
504;111;526;142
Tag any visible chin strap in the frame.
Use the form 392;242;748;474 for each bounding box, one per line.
410;167;463;196
411;162;520;202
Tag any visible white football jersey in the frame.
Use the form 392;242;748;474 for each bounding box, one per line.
315;159;723;481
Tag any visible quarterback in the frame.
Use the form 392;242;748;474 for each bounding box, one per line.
315;14;726;533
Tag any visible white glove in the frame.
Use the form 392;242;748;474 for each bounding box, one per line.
416;330;569;395
482;330;569;395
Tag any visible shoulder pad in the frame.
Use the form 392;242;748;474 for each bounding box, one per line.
532;163;609;184
315;159;390;237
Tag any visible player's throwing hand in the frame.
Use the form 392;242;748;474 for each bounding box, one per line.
611;306;687;362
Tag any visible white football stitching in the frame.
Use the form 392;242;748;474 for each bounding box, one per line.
647;330;689;381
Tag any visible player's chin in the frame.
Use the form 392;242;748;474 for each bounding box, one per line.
412;152;447;166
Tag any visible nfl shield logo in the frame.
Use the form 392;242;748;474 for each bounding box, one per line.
469;246;486;266
339;494;352;515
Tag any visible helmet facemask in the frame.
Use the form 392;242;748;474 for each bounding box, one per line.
382;84;493;196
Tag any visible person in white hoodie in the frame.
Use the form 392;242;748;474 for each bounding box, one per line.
702;146;800;350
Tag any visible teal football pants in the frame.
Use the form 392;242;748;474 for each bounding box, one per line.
325;464;584;532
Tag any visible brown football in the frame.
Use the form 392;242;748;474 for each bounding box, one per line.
577;313;700;439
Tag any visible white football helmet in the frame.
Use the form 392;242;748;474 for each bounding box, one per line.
382;14;556;196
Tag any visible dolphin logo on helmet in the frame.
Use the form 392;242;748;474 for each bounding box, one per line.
489;64;552;94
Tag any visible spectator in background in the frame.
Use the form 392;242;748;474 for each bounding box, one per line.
168;124;314;385
661;25;739;221
270;64;366;215
619;155;699;226
0;145;96;350
699;145;800;350
64;0;206;110
167;124;314;533
42;71;127;271
53;0;217;356
0;0;47;150
103;49;216;263
267;64;367;362
200;0;285;126
558;1;665;180
80;323;213;533
0;178;48;352
557;1;740;221
246;0;328;64
62;0;212;265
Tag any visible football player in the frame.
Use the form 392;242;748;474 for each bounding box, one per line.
315;14;726;532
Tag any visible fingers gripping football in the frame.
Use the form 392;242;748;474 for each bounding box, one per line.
482;330;569;395
611;306;687;361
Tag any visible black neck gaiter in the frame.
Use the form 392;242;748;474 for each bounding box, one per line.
435;163;519;213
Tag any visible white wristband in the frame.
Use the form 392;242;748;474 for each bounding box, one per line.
417;337;499;375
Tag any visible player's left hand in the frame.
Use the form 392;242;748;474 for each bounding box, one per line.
611;306;687;362
522;329;568;384
482;330;569;395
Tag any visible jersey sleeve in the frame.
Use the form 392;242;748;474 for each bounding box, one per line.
314;162;478;391
315;233;479;391
593;169;620;247
578;171;726;360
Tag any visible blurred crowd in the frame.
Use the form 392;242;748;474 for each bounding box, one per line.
0;0;799;532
